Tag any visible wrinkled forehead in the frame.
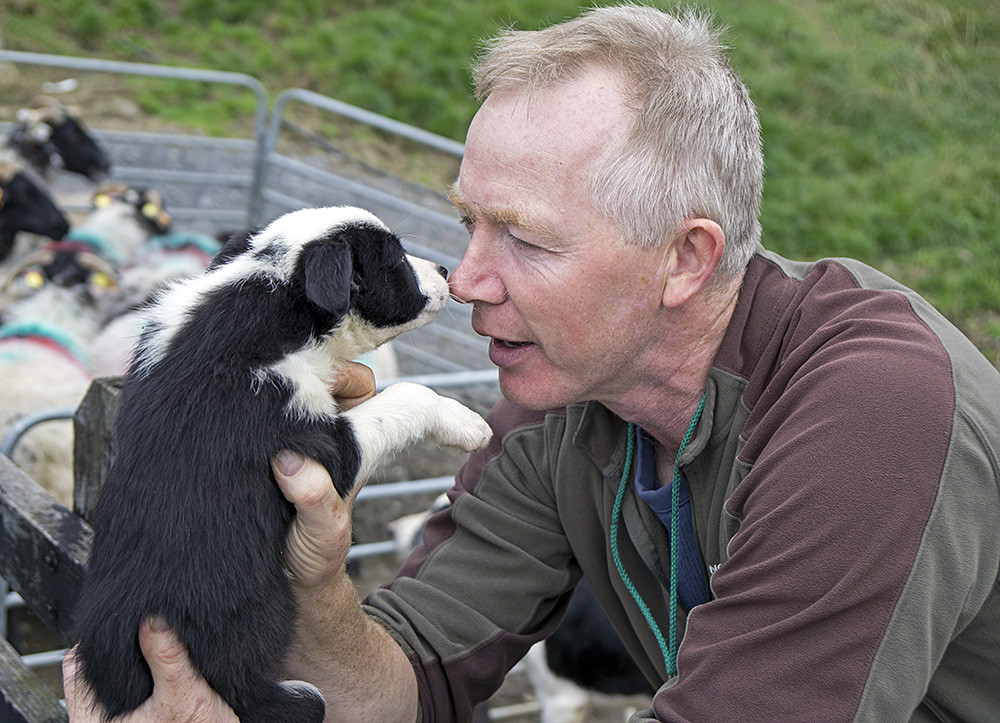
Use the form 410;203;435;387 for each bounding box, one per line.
457;69;631;219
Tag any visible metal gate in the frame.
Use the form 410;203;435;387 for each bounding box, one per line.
0;50;505;703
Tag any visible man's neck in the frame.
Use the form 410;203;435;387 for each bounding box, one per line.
604;276;740;455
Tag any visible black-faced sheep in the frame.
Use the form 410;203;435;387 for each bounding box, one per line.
2;96;111;181
0;161;70;262
65;182;171;269
0;241;119;505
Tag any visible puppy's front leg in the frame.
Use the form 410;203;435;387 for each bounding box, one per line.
342;382;492;484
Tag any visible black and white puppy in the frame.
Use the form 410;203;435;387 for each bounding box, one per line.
73;206;493;723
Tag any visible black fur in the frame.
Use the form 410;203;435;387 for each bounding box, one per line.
46;114;111;179
73;211;440;722
0;167;70;261
545;579;655;697
6;111;110;180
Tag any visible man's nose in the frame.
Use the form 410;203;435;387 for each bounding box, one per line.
449;233;507;305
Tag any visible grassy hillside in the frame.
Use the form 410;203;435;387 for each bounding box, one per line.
2;0;998;362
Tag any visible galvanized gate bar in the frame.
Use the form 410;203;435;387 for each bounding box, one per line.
250;86;464;226
255;152;466;264
0;49;269;226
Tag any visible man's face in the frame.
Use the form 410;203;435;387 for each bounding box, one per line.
449;68;673;411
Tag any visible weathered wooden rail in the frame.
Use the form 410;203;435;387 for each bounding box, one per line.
0;378;120;722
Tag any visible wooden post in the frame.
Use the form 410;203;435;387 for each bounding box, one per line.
72;378;123;524
0;377;120;723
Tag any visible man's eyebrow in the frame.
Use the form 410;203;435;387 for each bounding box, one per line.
446;185;548;235
446;186;475;219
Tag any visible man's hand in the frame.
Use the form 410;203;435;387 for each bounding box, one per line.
276;361;374;587
276;450;420;723
272;450;356;587
330;361;377;410
63;618;238;722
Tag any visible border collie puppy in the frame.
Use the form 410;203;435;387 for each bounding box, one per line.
73;206;492;723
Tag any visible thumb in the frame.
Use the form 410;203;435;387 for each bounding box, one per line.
272;451;354;586
139;616;197;689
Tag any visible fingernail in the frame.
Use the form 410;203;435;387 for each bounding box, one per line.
275;449;305;476
148;615;169;633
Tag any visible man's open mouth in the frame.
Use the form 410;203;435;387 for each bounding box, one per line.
494;338;532;349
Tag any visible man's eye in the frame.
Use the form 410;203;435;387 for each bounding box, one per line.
506;233;540;251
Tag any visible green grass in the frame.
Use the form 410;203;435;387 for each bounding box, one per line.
3;0;998;362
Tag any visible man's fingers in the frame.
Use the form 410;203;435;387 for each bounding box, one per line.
331;362;376;410
138;616;191;687
63;646;102;721
272;452;354;586
137;618;239;722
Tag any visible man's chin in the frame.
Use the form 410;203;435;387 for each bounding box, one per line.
497;368;576;412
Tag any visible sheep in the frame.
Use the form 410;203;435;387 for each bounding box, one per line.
1;96;111;181
0;161;70;262
0;241;120;506
89;228;225;377
64;181;172;266
518;580;655;723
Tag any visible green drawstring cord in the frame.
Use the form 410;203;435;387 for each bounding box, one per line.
610;392;707;677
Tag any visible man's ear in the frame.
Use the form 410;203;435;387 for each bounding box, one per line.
661;219;726;308
302;238;353;320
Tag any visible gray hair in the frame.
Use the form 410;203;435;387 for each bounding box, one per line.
471;3;763;281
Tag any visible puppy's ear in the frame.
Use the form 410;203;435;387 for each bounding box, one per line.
302;239;352;320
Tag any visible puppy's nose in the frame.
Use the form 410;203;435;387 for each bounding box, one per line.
437;265;449;280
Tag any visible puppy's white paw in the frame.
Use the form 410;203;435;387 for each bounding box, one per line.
432;396;493;452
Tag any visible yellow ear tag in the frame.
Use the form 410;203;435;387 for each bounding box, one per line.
91;271;114;289
24;269;45;289
141;202;160;218
93;193;113;208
